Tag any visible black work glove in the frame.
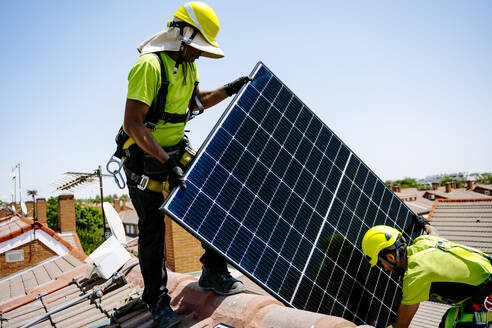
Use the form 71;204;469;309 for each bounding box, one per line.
224;76;252;96
166;157;186;191
414;215;430;229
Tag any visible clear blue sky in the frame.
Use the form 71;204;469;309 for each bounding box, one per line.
1;0;491;202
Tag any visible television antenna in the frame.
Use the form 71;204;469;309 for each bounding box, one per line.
53;166;115;239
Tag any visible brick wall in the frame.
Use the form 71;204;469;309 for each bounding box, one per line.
58;194;76;233
0;239;57;278
26;201;34;218
113;199;121;212
164;216;175;270
36;198;47;224
164;216;204;273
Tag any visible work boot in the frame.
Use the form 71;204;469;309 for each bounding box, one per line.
198;267;245;295
152;305;181;328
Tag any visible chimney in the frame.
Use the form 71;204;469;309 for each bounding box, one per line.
25;201;34;217
451;181;456;189
58;194;76;233
445;182;452;193
396;184;401;193
432;182;440;191
467;180;473;190
113;198;121;212
36;198;47;224
390;185;396;192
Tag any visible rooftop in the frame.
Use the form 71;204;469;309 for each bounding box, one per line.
1;262;361;328
0;215;86;263
422;186;492;201
119;210;138;225
394;188;435;215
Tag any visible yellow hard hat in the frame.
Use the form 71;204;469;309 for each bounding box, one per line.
173;2;220;48
361;225;402;267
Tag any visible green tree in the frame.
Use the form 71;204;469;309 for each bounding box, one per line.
476;173;492;184
46;197;104;254
75;203;104;254
103;194;118;203
46;197;58;229
440;176;452;186
385;178;417;189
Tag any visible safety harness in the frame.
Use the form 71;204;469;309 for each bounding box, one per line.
417;239;492;327
107;50;202;191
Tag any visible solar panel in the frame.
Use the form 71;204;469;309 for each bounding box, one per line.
161;62;420;327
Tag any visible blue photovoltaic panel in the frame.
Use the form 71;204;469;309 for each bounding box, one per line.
161;62;420;327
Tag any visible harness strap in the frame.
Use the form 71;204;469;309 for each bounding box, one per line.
190;81;204;117
144;53;170;129
147;52;202;127
124;167;164;193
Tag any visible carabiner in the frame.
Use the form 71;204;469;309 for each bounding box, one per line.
106;156;126;189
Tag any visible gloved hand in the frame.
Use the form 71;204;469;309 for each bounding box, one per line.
224;76;252;96
414;215;430;229
166;157;186;191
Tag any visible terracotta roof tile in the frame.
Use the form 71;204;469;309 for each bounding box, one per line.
0;256;87;310
1;263;361;328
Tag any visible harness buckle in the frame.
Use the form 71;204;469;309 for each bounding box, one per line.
137;175;150;191
144;122;156;131
437;240;449;252
474;311;488;325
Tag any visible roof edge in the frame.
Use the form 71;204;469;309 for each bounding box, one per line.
5;216;87;262
434;198;492;203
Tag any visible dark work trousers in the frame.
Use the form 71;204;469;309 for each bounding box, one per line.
128;185;228;314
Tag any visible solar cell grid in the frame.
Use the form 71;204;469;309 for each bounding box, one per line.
162;62;420;327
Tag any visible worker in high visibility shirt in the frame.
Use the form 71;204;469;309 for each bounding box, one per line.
362;217;492;328
121;2;250;327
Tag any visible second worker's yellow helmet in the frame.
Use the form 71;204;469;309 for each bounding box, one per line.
361;225;403;267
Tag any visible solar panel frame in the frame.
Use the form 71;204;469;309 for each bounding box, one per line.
161;61;420;327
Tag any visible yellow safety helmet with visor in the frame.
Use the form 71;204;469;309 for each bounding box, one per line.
172;2;220;48
362;225;405;267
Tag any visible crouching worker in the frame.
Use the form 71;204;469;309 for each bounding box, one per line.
120;2;250;327
362;216;492;328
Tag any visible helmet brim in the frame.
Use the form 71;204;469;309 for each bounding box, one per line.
137;25;224;58
187;31;224;58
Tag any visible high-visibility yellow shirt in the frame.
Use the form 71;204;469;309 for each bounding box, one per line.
126;52;199;147
402;235;492;305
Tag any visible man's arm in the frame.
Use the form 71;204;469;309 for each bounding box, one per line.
123;98;169;164
414;215;439;236
387;303;420;328
191;76;252;110
194;85;229;109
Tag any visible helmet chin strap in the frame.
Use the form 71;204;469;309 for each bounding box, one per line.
395;248;406;275
379;248;406;276
168;21;199;74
